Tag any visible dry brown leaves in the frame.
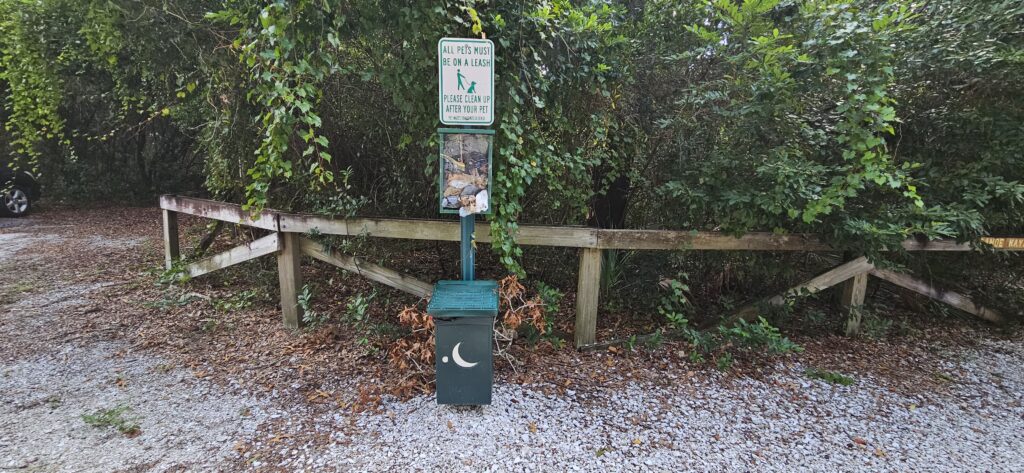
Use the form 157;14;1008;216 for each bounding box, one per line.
384;275;549;397
498;275;546;334
388;306;435;372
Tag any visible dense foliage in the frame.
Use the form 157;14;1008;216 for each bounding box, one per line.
2;1;1022;293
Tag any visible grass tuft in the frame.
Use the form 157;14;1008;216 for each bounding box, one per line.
82;405;141;437
805;367;855;386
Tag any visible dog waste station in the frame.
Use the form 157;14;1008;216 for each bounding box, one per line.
427;37;498;405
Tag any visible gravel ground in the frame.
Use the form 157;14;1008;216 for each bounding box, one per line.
1;211;1023;472
0;230;281;471
309;348;1023;472
1;341;275;471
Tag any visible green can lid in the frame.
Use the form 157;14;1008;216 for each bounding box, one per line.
427;280;500;317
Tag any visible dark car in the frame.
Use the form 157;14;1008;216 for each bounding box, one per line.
0;161;40;217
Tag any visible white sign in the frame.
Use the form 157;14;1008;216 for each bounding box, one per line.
438;38;494;125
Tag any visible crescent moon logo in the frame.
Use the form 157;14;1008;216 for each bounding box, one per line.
451;342;478;368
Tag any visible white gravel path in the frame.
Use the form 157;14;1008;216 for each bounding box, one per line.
0;231;281;471
302;344;1023;472
0;343;275;471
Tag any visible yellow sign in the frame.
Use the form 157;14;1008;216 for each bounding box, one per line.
981;237;1024;250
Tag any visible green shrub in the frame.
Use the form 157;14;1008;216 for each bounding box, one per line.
719;317;803;355
659;273;801;368
2;0;1021;321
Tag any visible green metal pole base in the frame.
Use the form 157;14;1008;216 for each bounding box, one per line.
460;215;475;281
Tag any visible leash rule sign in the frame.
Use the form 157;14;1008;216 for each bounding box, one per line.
438;38;494;126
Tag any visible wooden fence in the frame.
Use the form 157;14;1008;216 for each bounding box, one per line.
160;195;1023;347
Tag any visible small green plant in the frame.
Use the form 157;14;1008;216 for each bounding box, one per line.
805;368;855;386
307;179;368;219
933;372;955;383
212;288;259;312
804;308;827;325
299;284;329;329
719;317;802;355
200;317;221;332
684;328;716;355
716;353;734;371
861;311;893;340
600;250;635;300
144;290;202;311
345;291;373;325
522;281;563;345
154;261;190;286
536;281;564;318
623;334;638;351
644;329;664;350
82;405;141;436
659;274;693;331
346;290;389;352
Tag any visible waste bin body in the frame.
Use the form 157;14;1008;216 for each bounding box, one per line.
427;280;498;405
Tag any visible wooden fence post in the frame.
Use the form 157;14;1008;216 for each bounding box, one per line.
839;272;868;336
277;232;304;329
162;209;180;270
575;247;602;348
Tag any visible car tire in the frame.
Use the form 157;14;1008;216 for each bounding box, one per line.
1;186;32;217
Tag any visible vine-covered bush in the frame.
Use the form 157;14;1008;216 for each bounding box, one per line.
2;0;1022;285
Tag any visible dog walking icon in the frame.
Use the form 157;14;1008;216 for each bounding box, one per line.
456;70;478;94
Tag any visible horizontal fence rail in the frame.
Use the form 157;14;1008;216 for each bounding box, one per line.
160;195;279;231
159;195;1023;347
161;195;1017;252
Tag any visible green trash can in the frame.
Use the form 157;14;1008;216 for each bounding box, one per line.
427;280;498;405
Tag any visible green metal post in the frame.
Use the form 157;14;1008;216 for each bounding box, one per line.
460;215;475;281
